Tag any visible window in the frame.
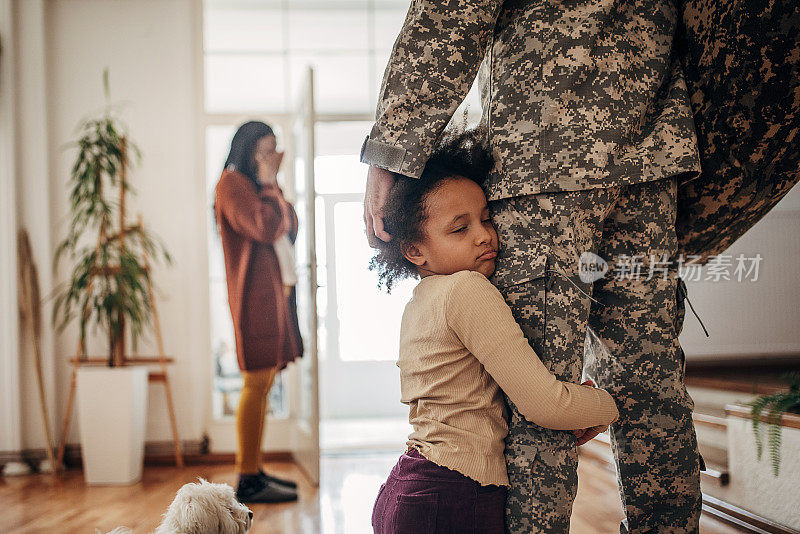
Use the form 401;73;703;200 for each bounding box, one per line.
203;0;413;115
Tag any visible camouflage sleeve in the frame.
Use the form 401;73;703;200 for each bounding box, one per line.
360;0;503;178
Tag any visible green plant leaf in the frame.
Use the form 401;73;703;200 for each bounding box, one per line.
51;71;171;365
747;372;800;475
103;68;111;106
749;396;769;459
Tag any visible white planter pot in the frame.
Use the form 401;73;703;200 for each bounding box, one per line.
76;367;148;485
725;405;800;531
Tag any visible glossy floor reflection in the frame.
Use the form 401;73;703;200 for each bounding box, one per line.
247;451;742;534
319;452;397;534
0;451;744;533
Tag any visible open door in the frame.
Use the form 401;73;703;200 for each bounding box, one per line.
291;66;320;485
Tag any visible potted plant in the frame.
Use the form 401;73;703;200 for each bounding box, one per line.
53;71;170;484
723;372;800;530
747;372;800;476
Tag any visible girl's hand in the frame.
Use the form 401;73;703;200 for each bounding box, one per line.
576;424;608;446
573;379;608;445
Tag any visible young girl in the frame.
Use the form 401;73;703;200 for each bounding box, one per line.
368;129;620;533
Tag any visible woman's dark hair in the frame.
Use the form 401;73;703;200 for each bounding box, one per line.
213;121;275;230
369;126;494;292
224;121;275;189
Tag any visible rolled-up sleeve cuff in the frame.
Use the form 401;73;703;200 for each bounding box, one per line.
359;136;424;179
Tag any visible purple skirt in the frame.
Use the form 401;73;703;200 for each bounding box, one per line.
372;449;507;534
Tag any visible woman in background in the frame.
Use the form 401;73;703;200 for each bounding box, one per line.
214;121;302;503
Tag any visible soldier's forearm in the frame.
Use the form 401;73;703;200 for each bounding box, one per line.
361;0;503;178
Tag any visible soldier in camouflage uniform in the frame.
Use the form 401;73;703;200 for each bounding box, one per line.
360;0;799;532
490;176;700;534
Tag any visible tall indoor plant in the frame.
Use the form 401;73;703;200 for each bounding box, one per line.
52;71;170;484
53;70;170;365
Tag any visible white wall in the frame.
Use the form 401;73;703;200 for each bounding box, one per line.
14;0;57;458
11;0;209;451
1;0;23;455
680;185;800;358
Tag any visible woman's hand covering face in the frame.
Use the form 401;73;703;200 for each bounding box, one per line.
254;135;283;185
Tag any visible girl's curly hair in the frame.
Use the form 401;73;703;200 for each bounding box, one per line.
369;126;494;292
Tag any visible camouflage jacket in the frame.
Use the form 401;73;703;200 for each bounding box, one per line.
360;0;702;201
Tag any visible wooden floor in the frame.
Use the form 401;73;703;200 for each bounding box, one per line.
0;452;744;533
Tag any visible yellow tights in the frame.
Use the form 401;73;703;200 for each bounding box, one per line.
235;367;278;474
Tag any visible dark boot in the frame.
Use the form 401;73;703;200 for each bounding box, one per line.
236;473;298;503
258;469;298;489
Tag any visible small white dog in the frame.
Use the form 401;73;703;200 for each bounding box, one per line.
107;478;252;534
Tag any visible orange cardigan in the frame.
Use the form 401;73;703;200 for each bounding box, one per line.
214;170;300;370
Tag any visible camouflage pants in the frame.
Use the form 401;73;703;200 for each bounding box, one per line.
489;176;702;534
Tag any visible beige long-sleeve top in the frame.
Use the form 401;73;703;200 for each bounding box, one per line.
399;270;619;486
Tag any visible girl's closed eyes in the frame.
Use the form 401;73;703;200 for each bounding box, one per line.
369;128;498;289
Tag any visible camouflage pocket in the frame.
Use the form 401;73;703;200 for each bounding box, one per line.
488;196;550;288
505;443;540;482
491;252;548;289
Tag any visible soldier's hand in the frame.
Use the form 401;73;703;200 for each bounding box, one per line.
364;165;396;247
